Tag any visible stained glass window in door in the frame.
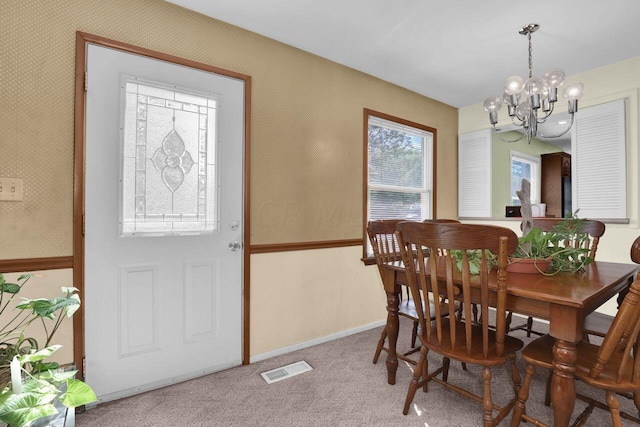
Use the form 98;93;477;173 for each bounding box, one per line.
121;78;218;236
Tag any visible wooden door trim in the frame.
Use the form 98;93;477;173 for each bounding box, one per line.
73;32;252;378
0;257;74;272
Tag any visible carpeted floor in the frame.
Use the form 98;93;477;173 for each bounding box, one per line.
76;317;635;426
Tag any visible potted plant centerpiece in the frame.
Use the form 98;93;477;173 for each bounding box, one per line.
0;273;96;427
509;179;593;274
507;217;594;274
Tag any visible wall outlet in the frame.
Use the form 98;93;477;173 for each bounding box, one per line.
0;178;24;201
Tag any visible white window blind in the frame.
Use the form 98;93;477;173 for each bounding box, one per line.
572;99;626;219
367;116;433;222
458;129;492;217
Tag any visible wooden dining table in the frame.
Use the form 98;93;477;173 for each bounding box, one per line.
381;260;638;427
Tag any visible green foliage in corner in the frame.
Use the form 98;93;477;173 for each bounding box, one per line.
0;273;96;427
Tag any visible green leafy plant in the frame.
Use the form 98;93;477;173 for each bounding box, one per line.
511;216;593;274
0;273;96;427
450;249;497;275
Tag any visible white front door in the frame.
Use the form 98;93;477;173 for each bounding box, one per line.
84;43;244;403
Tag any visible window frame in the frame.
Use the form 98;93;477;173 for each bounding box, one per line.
362;109;437;260
510;150;540;205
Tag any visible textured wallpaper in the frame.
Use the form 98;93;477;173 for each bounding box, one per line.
0;0;457;258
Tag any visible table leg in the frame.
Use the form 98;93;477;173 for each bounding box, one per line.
385;289;400;385
551;339;577;427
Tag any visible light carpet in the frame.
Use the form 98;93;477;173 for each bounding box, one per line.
76;317;634;426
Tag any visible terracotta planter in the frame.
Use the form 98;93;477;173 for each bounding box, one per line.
507;257;552;274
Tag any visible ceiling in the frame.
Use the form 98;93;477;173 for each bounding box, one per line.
166;0;640;110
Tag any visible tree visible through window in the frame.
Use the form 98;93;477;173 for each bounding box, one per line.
364;110;435;256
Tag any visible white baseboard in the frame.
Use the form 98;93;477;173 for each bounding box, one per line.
86;321;386;407
250;320;386;364
87;359;241;407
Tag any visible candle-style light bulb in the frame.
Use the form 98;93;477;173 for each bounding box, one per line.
504;75;525;95
483;96;502;124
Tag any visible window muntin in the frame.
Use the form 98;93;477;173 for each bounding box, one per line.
120;77;218;236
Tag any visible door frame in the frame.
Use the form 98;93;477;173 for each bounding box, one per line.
73;32;252;378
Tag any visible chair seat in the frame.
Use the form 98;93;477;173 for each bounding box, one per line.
583;311;614;338
421;321;524;366
521;334;640;393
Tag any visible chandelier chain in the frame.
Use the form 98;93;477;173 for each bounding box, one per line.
527;31;533;79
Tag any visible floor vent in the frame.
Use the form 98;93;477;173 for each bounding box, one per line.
260;361;313;384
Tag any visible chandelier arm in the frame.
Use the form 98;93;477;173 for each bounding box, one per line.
510;115;526;127
491;127;530;143
536;103;556;122
537;115;575;139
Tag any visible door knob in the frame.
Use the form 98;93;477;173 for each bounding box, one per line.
228;241;242;251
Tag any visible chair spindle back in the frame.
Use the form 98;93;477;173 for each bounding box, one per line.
589;276;640;384
367;220;404;279
528;218;605;259
396;222;518;359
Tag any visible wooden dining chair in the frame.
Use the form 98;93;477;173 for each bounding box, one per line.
511;273;640;427
583;234;640;339
508;217;606;337
396;221;523;426
367;219;459;365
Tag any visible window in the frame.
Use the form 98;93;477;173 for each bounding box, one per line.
510;151;539;205
120;77;218;236
364;110;435;257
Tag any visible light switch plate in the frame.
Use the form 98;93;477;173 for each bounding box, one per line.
0;178;24;201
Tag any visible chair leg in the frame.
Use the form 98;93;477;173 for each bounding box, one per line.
526;316;534;338
442;357;450;383
509;353;521;395
543;372;552;407
411;320;418;348
634;392;640;419
511;364;535;427
506;311;513;331
403;345;428;415
421;349;429;392
482;367;494;427
372;326;387;364
606;391;623;427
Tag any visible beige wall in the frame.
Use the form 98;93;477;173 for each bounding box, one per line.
460;56;640;315
0;0;458;257
1;0;458;358
0;271;74;365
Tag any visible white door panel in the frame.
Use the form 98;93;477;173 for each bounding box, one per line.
84;44;243;402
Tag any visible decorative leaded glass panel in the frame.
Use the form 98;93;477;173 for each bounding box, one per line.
121;77;218;236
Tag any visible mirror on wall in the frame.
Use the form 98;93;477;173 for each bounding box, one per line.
463;99;628;221
491;113;571;219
